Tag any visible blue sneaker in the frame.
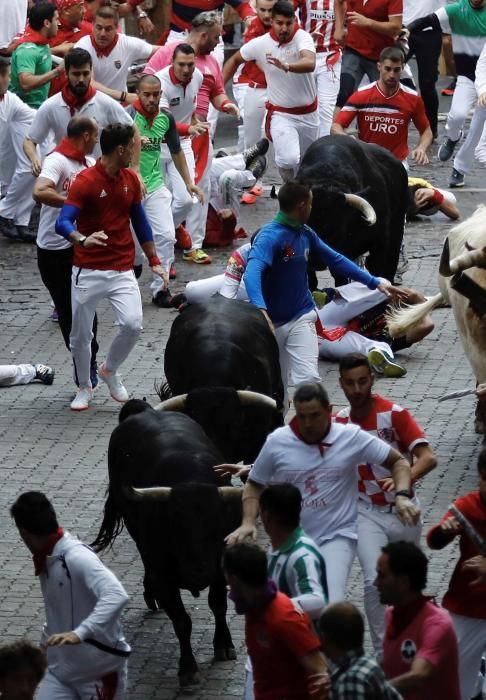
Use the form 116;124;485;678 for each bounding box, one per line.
368;348;407;378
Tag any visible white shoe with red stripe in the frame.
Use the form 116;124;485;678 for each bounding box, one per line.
99;364;129;403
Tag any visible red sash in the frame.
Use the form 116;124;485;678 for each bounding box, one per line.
192;131;210;184
315;316;348;342
264;97;318;141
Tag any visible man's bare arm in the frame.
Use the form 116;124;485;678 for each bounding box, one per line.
225;479;264;544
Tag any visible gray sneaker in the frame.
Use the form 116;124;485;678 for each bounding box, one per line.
438;131;462;162
449;168;465;188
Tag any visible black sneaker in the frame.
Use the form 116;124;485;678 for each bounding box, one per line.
243;138;269;168
215;149;228;158
248;155;267;180
449;168;465;188
0;215;19;239
16;225;36;243
438;131;462;162
152;289;173;308
34;364;55;385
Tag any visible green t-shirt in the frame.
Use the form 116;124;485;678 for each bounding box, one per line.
129;107;181;194
442;0;486;36
10;42;53;108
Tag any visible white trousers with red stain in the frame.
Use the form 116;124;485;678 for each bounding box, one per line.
142;184;175;295
270;111;319;181
315;50;342;138
0;364;36;386
37;663;127;700
450;613;486;700
70;268;143;389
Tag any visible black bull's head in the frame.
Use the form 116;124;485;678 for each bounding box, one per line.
306;187;376;246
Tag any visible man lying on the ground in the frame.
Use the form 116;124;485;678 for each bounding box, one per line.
407;177;460;221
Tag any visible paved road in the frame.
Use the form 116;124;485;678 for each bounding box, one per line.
0;76;485;698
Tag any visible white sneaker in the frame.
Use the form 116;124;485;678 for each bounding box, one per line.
70;387;93;411
99;364;129;403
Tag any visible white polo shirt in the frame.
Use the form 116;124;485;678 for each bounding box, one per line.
27;90;132;157
0;90;35;150
249;421;390;544
0;0;28;49
74;34;153;92
239;29;316;108
37;152;95;251
158;65;203;127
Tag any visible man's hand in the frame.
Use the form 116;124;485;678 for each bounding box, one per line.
266;54;289;72
440;515;462;536
186;183;205;204
411;147;429;165
395;496;420;526
137;15;155;36
151;264;169;289
225;523;257;545
85;231;108;248
346;11;370;27
47;632;81;646
462;555;486;585
222;102;240;118
377;280;409;300
414;187;435;208
333;26;346;45
476;383;486;401
30;154;42;177
188;121;210;137
479;93;486;108
214;463;251;479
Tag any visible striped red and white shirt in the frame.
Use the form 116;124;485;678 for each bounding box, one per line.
334;394;427;506
293;0;339;53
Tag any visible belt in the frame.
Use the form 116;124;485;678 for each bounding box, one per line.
247;81;266;89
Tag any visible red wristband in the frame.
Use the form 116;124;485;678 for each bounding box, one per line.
148;255;161;267
177;122;191;136
430;189;444;206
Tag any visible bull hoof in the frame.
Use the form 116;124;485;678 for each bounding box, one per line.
214;647;237;661
179;671;202;692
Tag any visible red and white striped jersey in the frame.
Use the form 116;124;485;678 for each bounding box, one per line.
293;0;339;53
334;394;428;505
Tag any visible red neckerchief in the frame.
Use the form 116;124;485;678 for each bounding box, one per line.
289;416;333;456
133;98;158;126
33;527;65;576
269;20;299;46
387;595;434;639
244;16;268;41
61;82;96;116
90;30;119;57
50;18;91;46
53;137;89;165
13;26;50;48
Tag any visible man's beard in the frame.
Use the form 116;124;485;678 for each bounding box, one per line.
70;83;88;96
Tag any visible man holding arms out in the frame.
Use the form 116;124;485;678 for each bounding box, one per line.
55;123;164;411
332;46;433;167
226;381;420;602
335;352;437;653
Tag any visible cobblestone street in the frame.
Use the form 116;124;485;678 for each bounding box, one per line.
1;78;485;698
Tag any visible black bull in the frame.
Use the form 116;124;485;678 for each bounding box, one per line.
297;135;409;285
160;296;284;463
91;407;242;688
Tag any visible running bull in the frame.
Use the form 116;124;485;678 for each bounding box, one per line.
91;402;242;688
296;135;409;285
158;295;284;463
387;205;486;433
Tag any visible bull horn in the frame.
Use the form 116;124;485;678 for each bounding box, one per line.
154;394;187;412
218;487;243;501
446;246;486;276
124;485;171;501
236;390;277;410
344;193;377;226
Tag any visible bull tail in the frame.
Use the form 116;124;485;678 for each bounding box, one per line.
154;380;172;402
386;293;444;337
90;492;125;552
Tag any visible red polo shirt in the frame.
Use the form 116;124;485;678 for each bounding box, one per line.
65;159;142;271
345;0;402;61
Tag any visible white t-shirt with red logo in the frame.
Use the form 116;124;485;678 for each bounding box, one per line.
249;419;390;543
239;29;317;108
334;394;428;506
335;81;430;161
157;65;203;127
37;152;95;251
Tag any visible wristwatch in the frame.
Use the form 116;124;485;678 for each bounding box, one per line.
395;489;412;499
78;235;87;247
136;10;148;19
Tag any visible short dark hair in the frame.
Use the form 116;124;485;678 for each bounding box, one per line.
260;484;302;530
65;47;92;71
223;543;268;587
278;181;311;213
320;602;364;651
272;0;295;17
173;43;196;60
338;353;372;375
379;46;405;65
294;381;330;407
28;2;57;30
94;5;119;23
478;446;486;475
66;116;97;139
0;640;47;682
100;123;134;155
382;541;428;592
137;74;161;90
10;492;59;536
